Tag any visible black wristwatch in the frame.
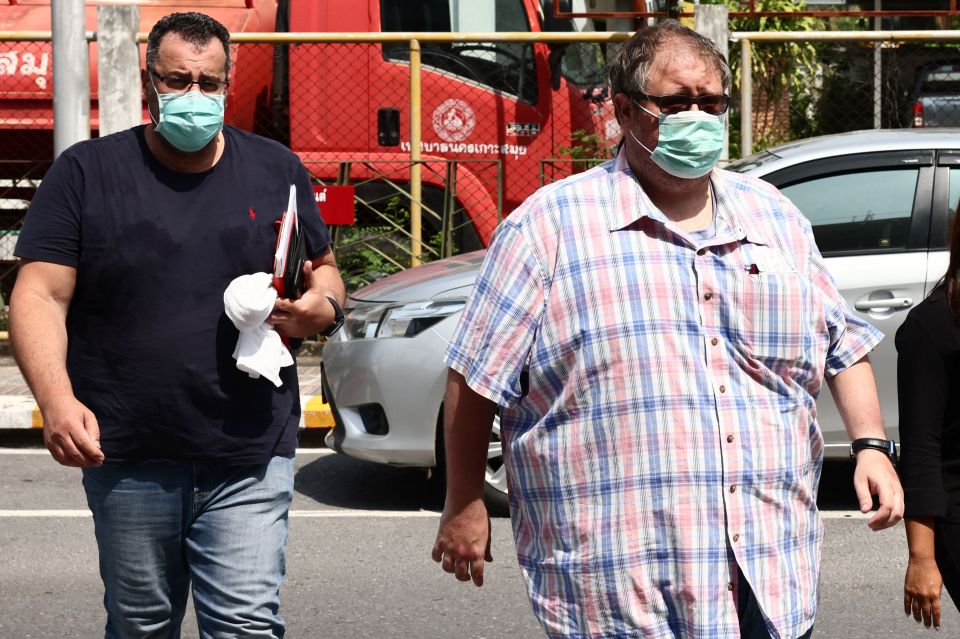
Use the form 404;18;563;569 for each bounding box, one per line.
849;437;898;465
318;295;344;337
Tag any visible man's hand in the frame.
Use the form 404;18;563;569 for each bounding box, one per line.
432;497;493;586
269;261;336;338
41;395;103;467
852;448;903;530
904;555;943;630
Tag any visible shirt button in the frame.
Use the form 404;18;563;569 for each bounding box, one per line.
727;434;734;443
711;338;719;346
704;292;713;301
730;485;737;493
719;385;726;393
733;533;740;542
697;248;706;256
727;582;735;591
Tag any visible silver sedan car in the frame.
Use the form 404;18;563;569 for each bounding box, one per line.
324;128;960;513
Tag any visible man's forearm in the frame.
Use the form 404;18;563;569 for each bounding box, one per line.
309;249;345;307
10;287;73;408
443;369;498;507
312;263;345;306
826;355;887;440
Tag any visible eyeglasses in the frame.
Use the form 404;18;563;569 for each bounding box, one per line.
150;69;229;95
631;91;730;115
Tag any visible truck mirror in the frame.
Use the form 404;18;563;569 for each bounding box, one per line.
548;44;567;91
378;108;401;147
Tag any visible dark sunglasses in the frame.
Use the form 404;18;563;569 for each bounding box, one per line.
631;91;730;115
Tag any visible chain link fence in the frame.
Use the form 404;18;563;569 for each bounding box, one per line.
734;32;960;156
5;30;960;297
0;39;54;304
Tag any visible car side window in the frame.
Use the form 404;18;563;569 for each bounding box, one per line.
779;168;919;254
948;168;960;213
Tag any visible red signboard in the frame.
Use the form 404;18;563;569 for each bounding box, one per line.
313;184;355;225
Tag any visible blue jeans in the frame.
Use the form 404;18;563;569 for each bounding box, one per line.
82;455;295;639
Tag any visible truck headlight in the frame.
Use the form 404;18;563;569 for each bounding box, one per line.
343;299;465;340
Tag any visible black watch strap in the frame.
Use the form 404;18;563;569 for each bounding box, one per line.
849;437;898;465
319;295;344;337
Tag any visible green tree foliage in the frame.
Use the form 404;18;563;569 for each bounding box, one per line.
334;195;447;292
700;0;823;156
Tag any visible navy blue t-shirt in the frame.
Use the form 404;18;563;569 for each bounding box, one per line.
15;125;331;464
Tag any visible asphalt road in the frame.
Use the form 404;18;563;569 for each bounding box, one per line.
0;432;957;639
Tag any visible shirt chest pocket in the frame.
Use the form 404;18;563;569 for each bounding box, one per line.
730;254;811;367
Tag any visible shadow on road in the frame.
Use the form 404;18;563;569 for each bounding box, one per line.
294;453;444;512
295;455;868;516
0;429;877;515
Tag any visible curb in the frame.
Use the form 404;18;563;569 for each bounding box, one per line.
0;395;335;430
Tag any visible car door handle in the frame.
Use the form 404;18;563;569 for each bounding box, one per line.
854;297;913;311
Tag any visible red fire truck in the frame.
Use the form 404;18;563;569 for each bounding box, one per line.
284;0;617;247
0;0;616;255
0;0;276;191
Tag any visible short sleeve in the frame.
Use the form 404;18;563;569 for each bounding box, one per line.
293;161;331;259
444;219;545;407
897;314;950;519
801;216;883;376
14;148;85;267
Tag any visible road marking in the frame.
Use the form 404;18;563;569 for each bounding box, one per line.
0;509;869;520
0;510;92;517
821;511;872;519
289;510;441;518
0;448;337;455
0;509;441;518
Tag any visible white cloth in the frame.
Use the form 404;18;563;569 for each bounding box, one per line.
223;272;293;387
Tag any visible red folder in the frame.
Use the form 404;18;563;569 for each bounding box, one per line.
273;184;306;299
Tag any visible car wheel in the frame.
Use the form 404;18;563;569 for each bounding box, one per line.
482;415;510;517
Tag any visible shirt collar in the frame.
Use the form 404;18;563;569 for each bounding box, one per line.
605;147;773;247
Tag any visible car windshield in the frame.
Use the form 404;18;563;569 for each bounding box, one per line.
380;0;538;104
918;68;960;95
539;0;608;88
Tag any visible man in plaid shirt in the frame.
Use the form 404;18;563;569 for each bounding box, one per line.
431;20;903;639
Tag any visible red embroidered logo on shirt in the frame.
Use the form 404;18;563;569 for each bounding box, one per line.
249;208;256;220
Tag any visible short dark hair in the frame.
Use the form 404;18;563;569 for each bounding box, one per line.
608;19;730;98
146;12;231;76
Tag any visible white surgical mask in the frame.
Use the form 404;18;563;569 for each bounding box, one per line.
630;102;726;179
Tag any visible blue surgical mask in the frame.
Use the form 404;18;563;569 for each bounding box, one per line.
150;78;226;153
630;103;725;179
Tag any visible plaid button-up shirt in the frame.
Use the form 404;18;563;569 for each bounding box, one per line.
444;151;882;639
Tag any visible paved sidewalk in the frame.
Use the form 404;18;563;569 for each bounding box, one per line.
0;362;334;430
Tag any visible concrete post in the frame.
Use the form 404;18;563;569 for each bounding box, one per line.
98;5;141;136
695;4;730;161
52;0;90;157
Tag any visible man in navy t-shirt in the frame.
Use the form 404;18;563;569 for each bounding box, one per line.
9;12;344;637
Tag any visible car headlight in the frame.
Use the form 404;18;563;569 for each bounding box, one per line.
343;304;387;340
344;299;465;340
